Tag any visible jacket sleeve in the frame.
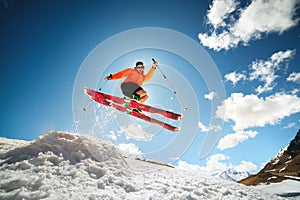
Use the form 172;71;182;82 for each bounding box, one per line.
144;67;156;82
111;68;132;80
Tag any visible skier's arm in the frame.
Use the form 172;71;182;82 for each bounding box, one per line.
105;68;132;80
144;61;158;82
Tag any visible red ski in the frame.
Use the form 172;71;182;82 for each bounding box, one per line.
84;88;182;132
84;88;183;120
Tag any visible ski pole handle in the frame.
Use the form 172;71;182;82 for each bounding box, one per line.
152;58;158;69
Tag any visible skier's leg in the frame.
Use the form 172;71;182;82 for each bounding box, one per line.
135;89;148;103
120;82;149;103
121;82;139;98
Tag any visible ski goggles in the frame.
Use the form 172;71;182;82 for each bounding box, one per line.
136;65;145;69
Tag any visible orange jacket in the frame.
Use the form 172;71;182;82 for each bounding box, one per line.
110;67;156;86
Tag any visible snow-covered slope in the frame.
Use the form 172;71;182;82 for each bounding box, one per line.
0;132;287;199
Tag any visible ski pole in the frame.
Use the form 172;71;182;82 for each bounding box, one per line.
83;100;93;111
152;58;188;112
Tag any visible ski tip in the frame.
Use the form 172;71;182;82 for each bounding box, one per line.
83;87;89;94
177;114;184;120
83;88;94;101
167;126;180;132
173;127;181;132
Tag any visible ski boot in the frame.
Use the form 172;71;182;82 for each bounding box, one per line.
123;94;143;114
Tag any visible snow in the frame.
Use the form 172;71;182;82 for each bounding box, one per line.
257;180;300;199
284;176;300;180
272;146;288;165
267;176;278;180
0;137;29;154
265;169;276;172
279;166;287;173
0;132;293;199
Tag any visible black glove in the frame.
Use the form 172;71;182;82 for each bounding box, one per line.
105;74;113;80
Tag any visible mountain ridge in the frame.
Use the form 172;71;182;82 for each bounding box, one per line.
239;129;300;186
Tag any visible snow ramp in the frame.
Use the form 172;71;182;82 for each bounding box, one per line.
0;132;131;199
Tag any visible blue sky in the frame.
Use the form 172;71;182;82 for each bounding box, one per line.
1;0;299;174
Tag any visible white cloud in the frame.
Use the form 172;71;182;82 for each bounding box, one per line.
177;160;205;173
217;93;300;131
283;123;296;129
206;0;238;28
198;31;238;51
204;91;217;100
232;0;299;41
234;161;257;172
287;72;300;83
270;50;296;65
117;143;142;158
199;0;300;51
216;92;300;149
205;154;229;173
224;50;295;93
249;50;295;94
225;72;246;85
291;88;300;95
217;130;258;150
198;121;221;133
177;154;257;175
120;124;154;141
177;154;229;174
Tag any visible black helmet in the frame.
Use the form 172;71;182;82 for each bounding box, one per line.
135;61;144;67
135;61;144;70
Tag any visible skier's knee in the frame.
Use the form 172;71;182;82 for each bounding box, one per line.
143;95;149;101
142;90;147;97
137;89;147;97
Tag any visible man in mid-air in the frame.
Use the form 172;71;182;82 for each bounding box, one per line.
105;60;158;103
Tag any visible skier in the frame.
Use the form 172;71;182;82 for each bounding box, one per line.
105;60;158;103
